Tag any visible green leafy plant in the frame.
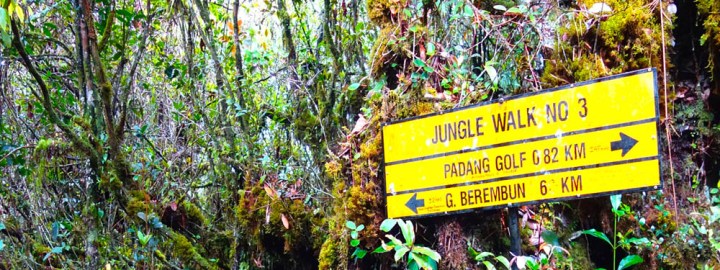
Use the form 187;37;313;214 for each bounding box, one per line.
578;195;645;270
373;219;441;270
345;220;367;260
468;244;510;269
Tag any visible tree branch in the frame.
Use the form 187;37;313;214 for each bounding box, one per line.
10;19;98;162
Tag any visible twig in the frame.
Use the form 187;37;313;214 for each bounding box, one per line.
658;0;678;222
0;145;34;163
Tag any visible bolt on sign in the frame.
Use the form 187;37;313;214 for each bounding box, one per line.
382;68;662;219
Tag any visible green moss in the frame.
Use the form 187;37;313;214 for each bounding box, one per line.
32;242;51;258
698;0;720;81
542;0;670;88
318;182;350;269
367;0;394;26
167;231;217;269
126;190;151;219
181;201;206;233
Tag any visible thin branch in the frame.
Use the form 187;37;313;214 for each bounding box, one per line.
10;19;98;161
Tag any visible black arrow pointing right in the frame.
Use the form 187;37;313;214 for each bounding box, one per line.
610;132;638;157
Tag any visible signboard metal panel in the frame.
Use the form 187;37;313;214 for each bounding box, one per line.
382;69;661;219
386;160;660;218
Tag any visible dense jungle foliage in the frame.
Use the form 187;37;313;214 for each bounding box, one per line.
0;0;719;269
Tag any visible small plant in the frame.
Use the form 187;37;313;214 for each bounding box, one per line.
576;195;645;270
468;244;510;269
373;219;441;270
345;220;368;260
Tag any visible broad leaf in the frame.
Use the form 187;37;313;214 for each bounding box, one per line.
350;239;360;247
0;8;8;31
352;248;367;259
409;252;433;270
51;246;63;254
482;261;496;270
582;229;612;247
413;246;441;261
426;42;435;56
618;255;643;270
401;220;415;246
484;64;498;84
348;83;361;91
495;256;510;268
380;219;397;232
541;230;559;246
394;246;409;261
493;5;507;11
475;251;493;261
386;234;403;246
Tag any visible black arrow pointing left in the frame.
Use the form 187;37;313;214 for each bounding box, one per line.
405;193;425;214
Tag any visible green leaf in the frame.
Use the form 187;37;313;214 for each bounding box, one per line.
401;220;415;246
475;251;494;261
495;256;510;268
507;6;525;13
0;222;5;231
413;246;441;262
493;5;507;11
625;237;650;247
409;252;433;270
426;42;435;56
402;8;412;18
541;230;559;246
618;255;643;270
413;58;425;67
582;229;612;247
356;224;365;231
482;261;496;270
394;246;410;261
355;22;364;32
0;240;4;251
463;4;474;17
374;240;394;253
380;219;397;232
345;220;357;230
348;83;361;91
8;2;23;21
0;8;8;31
350;239;360;247
373;245;388;254
610;194;622;211
51;246;63;254
352;248;368;259
386;234;403;246
484;64;498;84
467;244;480;258
351;231;358;239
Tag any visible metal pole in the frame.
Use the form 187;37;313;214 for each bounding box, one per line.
508;207;521;270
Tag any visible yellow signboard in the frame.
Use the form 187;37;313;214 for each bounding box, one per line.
382;69;661;219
